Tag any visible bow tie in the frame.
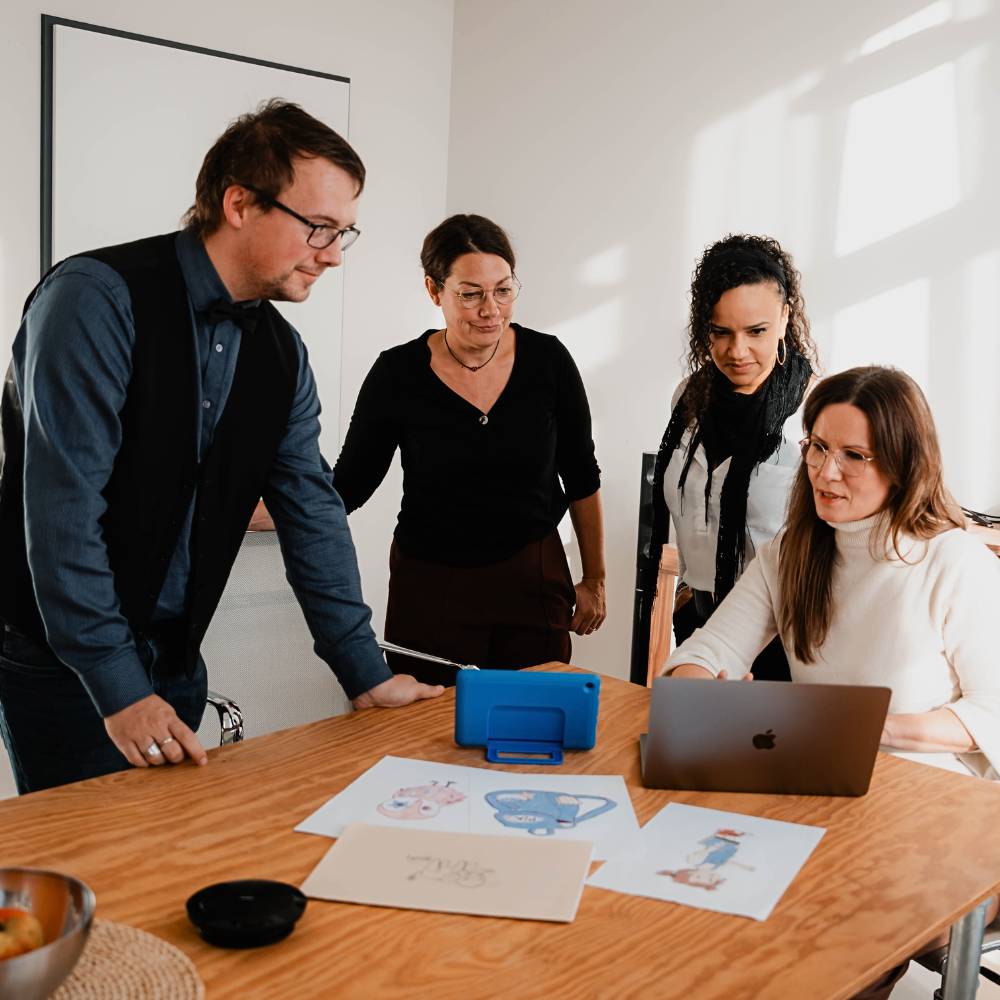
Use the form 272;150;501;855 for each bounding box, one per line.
203;299;262;333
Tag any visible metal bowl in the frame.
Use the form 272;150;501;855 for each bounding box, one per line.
0;868;95;1000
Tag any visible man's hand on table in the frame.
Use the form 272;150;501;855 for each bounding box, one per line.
105;694;209;769
352;674;445;710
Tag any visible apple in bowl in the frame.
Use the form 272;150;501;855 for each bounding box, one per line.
0;907;44;960
0;869;94;1000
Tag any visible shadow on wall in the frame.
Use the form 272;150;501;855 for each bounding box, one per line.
445;0;1000;679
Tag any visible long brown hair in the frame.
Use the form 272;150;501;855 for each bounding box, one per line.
778;367;963;662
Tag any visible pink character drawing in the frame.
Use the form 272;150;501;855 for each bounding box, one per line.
377;780;466;820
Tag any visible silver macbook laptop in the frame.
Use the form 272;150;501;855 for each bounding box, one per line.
640;677;891;797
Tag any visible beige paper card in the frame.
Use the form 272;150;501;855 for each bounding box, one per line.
301;822;593;922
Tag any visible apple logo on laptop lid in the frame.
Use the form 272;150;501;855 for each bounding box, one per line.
752;729;776;750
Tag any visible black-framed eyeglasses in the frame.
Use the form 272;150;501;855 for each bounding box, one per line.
799;438;877;478
240;184;360;250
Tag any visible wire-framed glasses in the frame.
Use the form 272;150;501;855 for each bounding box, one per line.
799;438;877;478
444;276;521;309
240;184;360;250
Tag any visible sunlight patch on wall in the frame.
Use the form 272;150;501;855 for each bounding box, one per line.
578;245;626;287
829;278;930;387
954;0;990;17
685;72;821;252
835;63;960;256
856;1;952;56
950;250;1000;508
547;297;622;370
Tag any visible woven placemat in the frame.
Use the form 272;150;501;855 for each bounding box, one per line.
52;919;204;1000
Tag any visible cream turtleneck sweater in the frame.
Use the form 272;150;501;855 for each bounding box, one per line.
665;514;1000;779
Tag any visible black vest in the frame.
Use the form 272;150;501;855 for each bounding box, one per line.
0;233;298;669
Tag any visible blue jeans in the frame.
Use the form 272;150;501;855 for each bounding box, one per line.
0;626;207;795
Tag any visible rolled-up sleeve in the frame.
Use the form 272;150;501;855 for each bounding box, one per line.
262;337;392;700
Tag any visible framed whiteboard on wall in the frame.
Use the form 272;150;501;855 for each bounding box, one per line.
41;14;351;447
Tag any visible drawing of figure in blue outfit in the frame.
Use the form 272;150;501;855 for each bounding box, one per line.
687;828;751;869
658;828;754;891
485;790;616;836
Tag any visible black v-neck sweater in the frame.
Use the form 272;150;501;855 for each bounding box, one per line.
333;324;600;567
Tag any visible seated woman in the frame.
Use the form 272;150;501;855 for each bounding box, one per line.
662;365;1000;998
333;214;605;685
643;235;818;683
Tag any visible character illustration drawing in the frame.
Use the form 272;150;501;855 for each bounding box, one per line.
485;789;616;836
658;828;755;891
377;780;466;820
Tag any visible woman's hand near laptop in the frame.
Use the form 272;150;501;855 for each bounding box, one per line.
658;663;754;681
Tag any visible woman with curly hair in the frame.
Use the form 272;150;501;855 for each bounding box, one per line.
643;235;818;681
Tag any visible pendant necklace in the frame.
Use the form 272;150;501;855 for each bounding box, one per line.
443;329;501;372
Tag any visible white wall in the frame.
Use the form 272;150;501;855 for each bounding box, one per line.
2;0;996;707
0;0;454;639
448;0;1000;681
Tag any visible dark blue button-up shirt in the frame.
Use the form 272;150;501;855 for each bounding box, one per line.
12;230;391;715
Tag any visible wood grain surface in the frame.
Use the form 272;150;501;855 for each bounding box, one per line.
2;667;1000;1000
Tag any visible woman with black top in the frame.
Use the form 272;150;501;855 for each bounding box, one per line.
642;234;818;682
333;214;605;685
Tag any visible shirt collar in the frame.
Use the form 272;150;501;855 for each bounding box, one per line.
175;228;260;313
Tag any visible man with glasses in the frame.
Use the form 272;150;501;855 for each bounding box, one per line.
0;99;443;794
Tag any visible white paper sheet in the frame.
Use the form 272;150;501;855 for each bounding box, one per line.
295;755;641;861
587;803;825;920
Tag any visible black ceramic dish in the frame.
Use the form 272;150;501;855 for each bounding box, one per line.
186;880;307;948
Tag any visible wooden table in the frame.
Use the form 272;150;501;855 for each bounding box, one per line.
3;669;1000;1000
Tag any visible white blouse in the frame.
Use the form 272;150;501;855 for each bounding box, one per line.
662;380;804;592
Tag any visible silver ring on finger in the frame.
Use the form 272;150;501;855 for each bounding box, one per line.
160;736;176;747
145;741;162;757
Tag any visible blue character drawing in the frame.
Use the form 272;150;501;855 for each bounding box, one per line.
657;828;755;892
485;790;616;836
688;828;748;869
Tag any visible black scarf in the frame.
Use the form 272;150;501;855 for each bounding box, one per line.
656;347;811;601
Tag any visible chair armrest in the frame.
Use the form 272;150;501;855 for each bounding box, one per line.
206;690;245;745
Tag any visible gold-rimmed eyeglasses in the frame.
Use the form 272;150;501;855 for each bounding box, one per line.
443;277;521;309
799;438;877;478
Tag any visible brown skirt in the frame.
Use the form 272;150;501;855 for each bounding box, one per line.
383;531;575;686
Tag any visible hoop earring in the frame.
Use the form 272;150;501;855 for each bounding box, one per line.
776;338;787;366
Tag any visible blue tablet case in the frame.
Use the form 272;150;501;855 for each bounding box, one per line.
454;670;601;765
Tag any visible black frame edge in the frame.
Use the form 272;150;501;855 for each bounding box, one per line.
39;13;351;277
40;14;55;275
